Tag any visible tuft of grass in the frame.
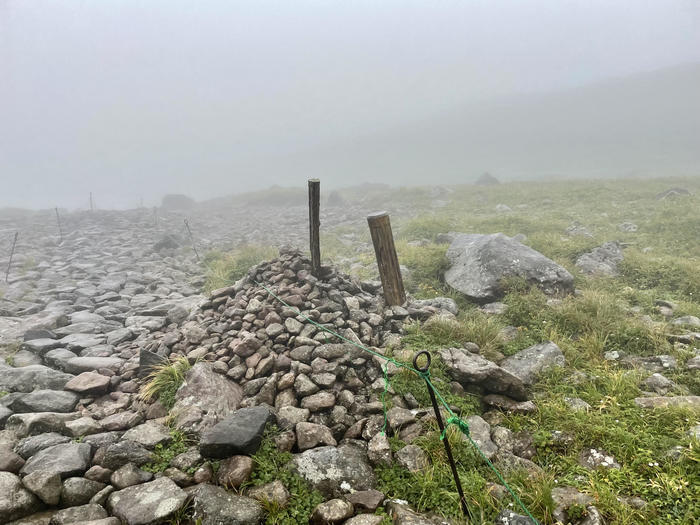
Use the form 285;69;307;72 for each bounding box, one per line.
139;356;192;410
203;245;277;293
247;426;324;525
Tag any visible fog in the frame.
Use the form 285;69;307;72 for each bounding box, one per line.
2;0;700;209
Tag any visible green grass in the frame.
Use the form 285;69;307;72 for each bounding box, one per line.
142;428;191;473
246;426;324;525
203;245;277;293
368;177;699;524
139;356;192;410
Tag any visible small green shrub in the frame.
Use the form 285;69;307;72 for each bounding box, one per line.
139;356;192;410
248;427;324;524
142;429;191;473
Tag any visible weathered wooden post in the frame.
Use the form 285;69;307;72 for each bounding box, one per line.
367;211;406;305
308;178;321;277
183;219;200;261
5;232;18;282
55;207;64;243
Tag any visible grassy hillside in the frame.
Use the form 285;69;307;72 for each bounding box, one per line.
205;176;699;524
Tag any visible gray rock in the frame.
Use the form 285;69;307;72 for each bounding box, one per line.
641;373;676;395
465;415;497;459
107;477;187;525
6;412;78;437
60;477;105;507
395;445;429;473
0;472;43;523
444;233;573;302
247;480;290;508
48;504;107;525
10;350;43;367
385;500;435;524
439;348;528;401
199;406;273;458
296;422;337;451
0;445;24;473
0;365;74;393
293;443;376;497
184;483;263;525
367;432;392;466
136;350;167;379
121;421;172;449
21;442;92;478
579;448;620;469
99;440;153;471
14;433;71;459
43;349;79;371
575;242;623;276
496;509;534;525
311;499;353;524
23;470;62;505
172;362;243;436
64;372;110;396
671;315;700;328
634;396;700;409
9;390;79;414
277;406;310;429
110;463;153;490
500;342;565;386
344;515;384;525
64;357;123;375
301;391;336;412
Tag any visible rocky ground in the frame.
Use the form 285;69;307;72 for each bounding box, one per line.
0;180;698;525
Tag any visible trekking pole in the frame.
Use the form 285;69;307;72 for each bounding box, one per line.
413;350;472;519
5;232;18;282
183;219;200;261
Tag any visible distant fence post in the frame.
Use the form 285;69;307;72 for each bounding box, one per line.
90;192;94;211
367;211;406;305
5;232;18;282
55;208;64;243
308;179;321;276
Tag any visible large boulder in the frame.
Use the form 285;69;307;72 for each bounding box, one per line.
438;348;528;401
500;342;566;386
292;443;376;497
172;362;243;436
199;406;273;459
107;477;187;525
444;233;573;302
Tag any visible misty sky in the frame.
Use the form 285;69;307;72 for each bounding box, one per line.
2;0;700;209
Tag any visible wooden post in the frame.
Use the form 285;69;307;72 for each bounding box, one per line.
55;207;64;243
308;179;321;276
5;232;18;282
367;211;406;305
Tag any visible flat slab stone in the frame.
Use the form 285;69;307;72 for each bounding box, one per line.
120;421;172;449
292;443;376;497
8;390;79;414
64;372;110;395
64;357;123;375
634;396;700;409
0;365;74;393
184;483;263;525
107;477;187;525
20;442;92;479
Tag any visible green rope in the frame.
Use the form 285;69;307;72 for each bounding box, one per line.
255;280;541;525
